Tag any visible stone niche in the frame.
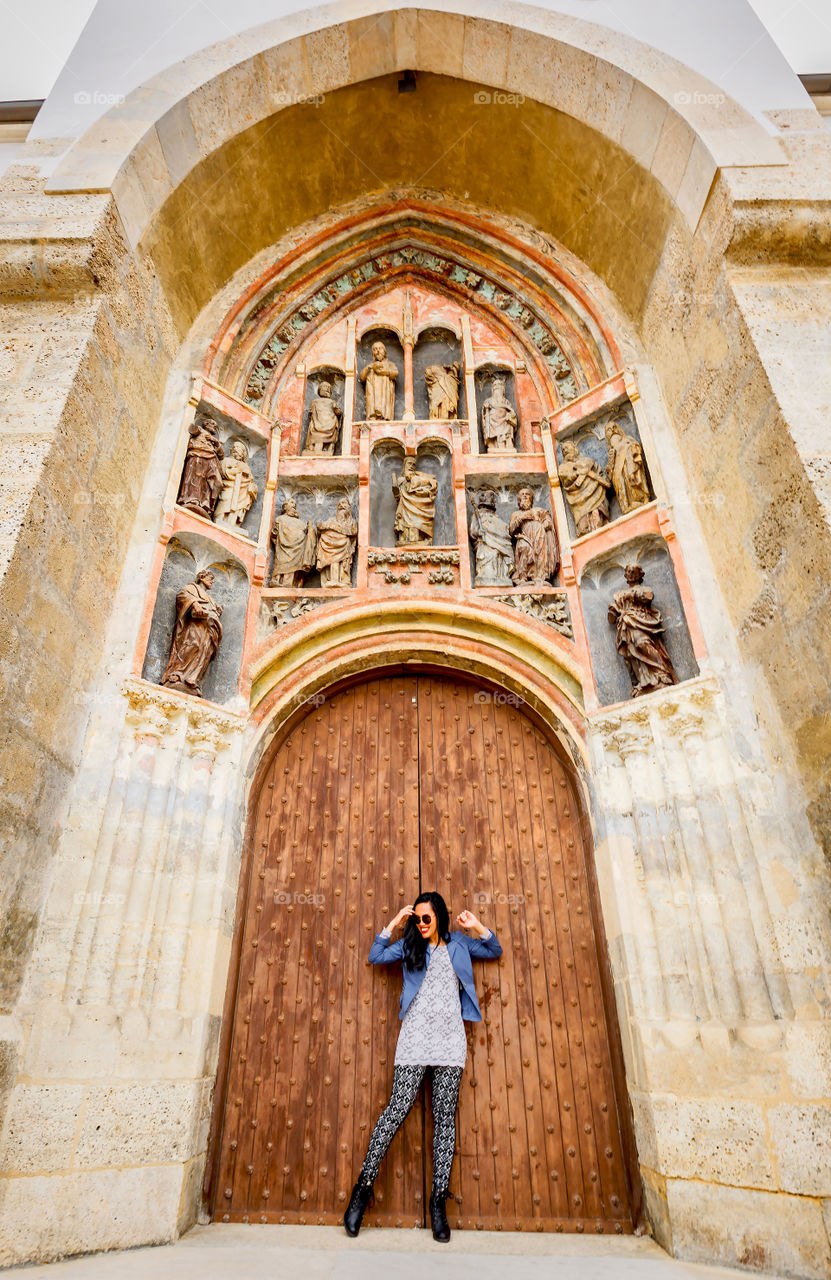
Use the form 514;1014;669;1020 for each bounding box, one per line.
356;325;406;422
465;475;559;588
369;440;455;548
580;536;698;706
555;399;652;539
413;325;465;420
268;480;359;588
180;402;268;540
298;365;346;456
474;363;520;452
141;532;249;704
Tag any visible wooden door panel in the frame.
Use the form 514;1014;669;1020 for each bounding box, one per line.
417;676;633;1233
214;678;423;1225
214;672;634;1233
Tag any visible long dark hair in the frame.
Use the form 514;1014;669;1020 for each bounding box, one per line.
402;891;451;972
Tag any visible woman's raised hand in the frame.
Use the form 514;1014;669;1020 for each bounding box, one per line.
456;909;484;933
388;905;415;931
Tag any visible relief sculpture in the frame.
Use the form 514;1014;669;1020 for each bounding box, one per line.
177;417;224;519
425;363;460;420
607;564;679;697
360;341;399;420
559;439;612;536
605;420;650;514
316;497;358;587
509;488;559;585
270;496;317;587
303;381;342;455
160;569;223;698
468;489;513;586
481;375;517;452
393;457;438;545
213;440;258;530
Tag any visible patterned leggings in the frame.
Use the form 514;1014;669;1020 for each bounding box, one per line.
358;1063;464;1195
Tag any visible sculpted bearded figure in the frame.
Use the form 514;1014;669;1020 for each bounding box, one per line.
270;495;317;587
213;440;258;530
509;488;559;584
160;569;223;698
559;439;613;536
303;381;342;455
177;416;224;518
393;456;438;545
608;564;678;697
316;497;358;588
605;420;650;514
425;363;460;420
360;341;399;421
481;375;518;452
468;489;513;586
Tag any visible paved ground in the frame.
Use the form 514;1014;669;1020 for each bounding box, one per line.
3;1224;784;1280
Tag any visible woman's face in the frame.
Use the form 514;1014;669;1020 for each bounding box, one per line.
415;904;436;939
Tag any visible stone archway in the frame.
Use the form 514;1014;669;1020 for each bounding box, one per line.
208;668;640;1232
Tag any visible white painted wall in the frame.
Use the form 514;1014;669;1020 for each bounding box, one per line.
28;0;811;149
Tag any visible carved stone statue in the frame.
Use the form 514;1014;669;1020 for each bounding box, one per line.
360;341;399;420
509;488;559;584
425;363;460;420
303;381;342;455
177;417;224;519
607;564;679;697
393;456;438;545
270;495;317;587
481;376;517;452
469;489;513;586
213;440;258;530
559;439;613;536
605;420;650;514
316;497;358;588
160;568;223;698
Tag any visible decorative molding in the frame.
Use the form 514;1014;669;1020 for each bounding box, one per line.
493;591;574;639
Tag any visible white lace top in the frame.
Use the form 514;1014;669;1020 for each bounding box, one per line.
393;942;468;1067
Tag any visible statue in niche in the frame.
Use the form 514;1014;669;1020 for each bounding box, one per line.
425;363;461;420
608;564;679;698
468;489;513;586
213;440;258;530
270;495;317;587
481;375;518;452
559;439;613;536
393;456;438;545
160;568;223;698
509;488;559;585
177;416;224;519
303;381;342;455
360;341;399;420
605;419;651;514
316;497;358;588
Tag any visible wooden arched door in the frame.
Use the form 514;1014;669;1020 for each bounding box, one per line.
210;673;638;1232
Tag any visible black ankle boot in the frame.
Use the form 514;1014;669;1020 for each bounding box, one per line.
429;1187;451;1242
343;1177;375;1236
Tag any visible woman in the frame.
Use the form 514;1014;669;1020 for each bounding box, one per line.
343;893;501;1242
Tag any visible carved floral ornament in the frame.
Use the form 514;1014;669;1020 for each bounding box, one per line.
123;677;244;754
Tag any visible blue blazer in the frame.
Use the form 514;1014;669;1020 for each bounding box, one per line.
368;928;502;1022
